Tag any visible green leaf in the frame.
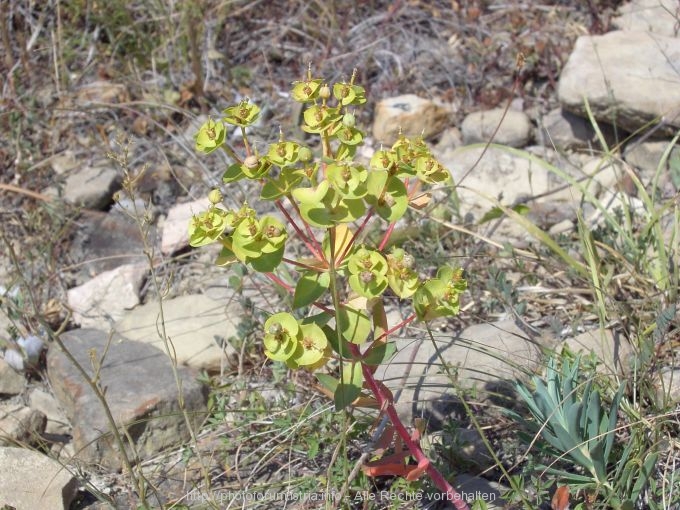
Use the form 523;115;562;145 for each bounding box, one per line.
335;361;363;411
479;204;530;224
365;175;408;222
337;305;371;344
323;325;354;359
249;246;284;272
221;164;245;186
261;170;304;200
316;373;339;394
362;342;397;366
216;245;237;266
293;271;330;308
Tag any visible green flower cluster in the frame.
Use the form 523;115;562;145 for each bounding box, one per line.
413;266;467;321
263;312;330;370
193;71;449;230
189;203;287;272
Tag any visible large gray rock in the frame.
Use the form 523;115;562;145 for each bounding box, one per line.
0;446;77;510
461;108;532;147
67;263;147;328
372;94;451;145
47;328;207;470
114;294;239;372
558;31;680;135
375;320;554;425
612;0;679;37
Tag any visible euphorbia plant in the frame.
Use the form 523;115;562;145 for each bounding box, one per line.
189;68;470;510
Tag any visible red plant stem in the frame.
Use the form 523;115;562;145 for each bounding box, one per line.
371;313;416;345
275;200;323;261
378;221;397;251
264;272;293;292
357;348;471;510
339;208;375;262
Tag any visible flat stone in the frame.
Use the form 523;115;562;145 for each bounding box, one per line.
538;107;617;150
114;294;240;372
47;328;207;470
0;357;25;395
456;474;506;510
68;210;148;282
0;446;77;510
655;368;680;405
612;0;679;37
372;94;451;145
562;329;634;376
61;162;122;210
161;198;211;255
76;80;130;104
67;263;147;328
0;402;46;446
375;320;554;425
461;108;532;147
437;145;584;238
624;138;680;178
558;31;680;135
28;388;70;435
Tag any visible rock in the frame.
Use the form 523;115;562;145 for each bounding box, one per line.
0;446;77;510
114;294;240;372
47;328;207;470
437;145;580;237
431;428;495;473
161;198;211;255
372;95;451;145
61;162;122;209
28;388;70;436
375;320;554;425
50;150;79;175
75;80;130;104
562;329;634;376
456;473;507;510
612;0;679;37
67;263;147;328
624;138;680;178
654;368;680;405
440;145;552;211
434;127;463;152
558;31;680;135
0;357;25;395
538;107;617;151
461;108;532;147
68;210;148;282
0;402;46;446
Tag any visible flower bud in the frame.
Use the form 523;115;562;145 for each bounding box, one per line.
342;113;356;128
298;146;313;162
208;188;223;205
244;155;259;169
319;84;331;100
